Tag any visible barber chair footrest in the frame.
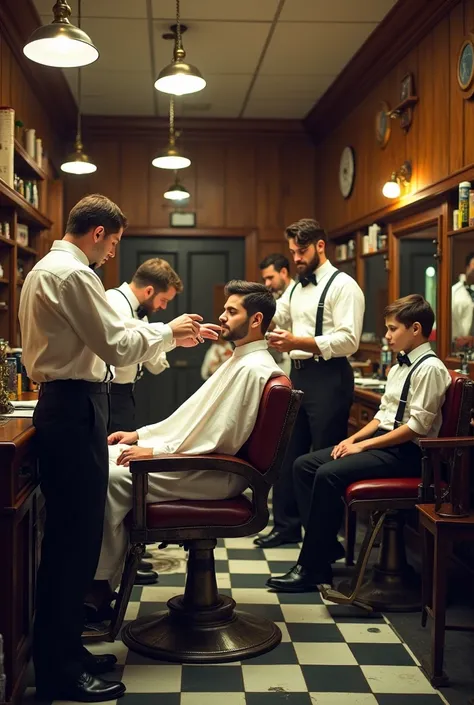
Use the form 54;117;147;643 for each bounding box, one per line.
122;594;282;663
336;564;421;612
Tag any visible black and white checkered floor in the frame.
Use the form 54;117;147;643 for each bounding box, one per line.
24;528;450;705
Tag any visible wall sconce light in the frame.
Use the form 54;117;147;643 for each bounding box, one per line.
382;160;412;199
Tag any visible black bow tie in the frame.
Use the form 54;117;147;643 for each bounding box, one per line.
136;305;147;320
397;352;412;367
299;273;317;288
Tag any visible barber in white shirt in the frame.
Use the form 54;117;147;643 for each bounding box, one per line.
18;194;219;703
452;251;474;341
106;258;184;433
255;219;365;549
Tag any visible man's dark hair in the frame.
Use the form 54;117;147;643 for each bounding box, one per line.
224;280;276;334
132;258;183;293
285;218;327;247
259;253;290;273
66;194;128;236
384;294;435;338
466;252;474;268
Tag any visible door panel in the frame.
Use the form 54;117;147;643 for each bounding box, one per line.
120;237;245;425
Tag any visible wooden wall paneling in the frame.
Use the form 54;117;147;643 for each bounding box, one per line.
64;141;122;217
449;2;465;172
402;47;419;194
1;37;12;106
119;142;149;227
255;142;283;231
280;138;315;226
193;142;225;228
463;0;474;164
224;143;256;228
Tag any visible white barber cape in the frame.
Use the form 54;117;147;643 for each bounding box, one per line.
96;339;283;586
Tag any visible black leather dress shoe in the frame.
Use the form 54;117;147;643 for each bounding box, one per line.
134;569;159;585
139;559;153;571
36;671;126;702
84;653;118;675
266;564;332;592
253;529;301;548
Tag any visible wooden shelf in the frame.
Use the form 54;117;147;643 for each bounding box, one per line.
0;278;9;284
447;224;474;237
360;248;388;258
359;342;381;353
0;235;14;247
0;179;51;229
14;139;47;181
17;244;37;256
335;256;356;264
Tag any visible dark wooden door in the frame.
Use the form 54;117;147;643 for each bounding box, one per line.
120;236;245;425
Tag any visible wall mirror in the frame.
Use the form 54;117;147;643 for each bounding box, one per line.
362;253;388;342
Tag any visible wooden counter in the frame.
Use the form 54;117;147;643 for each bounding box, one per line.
0;412;41;705
349;386;382;434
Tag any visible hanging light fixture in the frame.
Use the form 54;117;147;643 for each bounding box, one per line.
155;0;206;96
23;0;98;68
164;173;190;201
164;181;190;201
152;98;190;170
61;2;97;175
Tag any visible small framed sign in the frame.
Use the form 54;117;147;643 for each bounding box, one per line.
170;211;196;228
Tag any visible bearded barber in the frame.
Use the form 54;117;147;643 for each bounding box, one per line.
106;258;184;433
254;218;365;549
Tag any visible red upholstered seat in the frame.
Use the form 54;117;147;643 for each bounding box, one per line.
146;496;253;529
346;477;421;504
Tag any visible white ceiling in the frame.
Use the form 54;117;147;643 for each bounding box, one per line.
33;0;397;119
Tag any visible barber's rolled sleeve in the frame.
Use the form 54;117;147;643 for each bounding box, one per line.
407;365;451;436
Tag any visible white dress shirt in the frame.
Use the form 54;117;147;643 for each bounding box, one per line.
19;240;175;383
452;276;474;338
374;342;452;438
200;341;233;380
106;282;172;384
273;260;364;360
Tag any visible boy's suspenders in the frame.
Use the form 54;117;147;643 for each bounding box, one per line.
393;353;437;429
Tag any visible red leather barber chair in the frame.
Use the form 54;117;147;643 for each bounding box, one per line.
322;370;473;612
102;375;302;662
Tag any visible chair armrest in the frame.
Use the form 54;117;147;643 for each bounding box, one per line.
129;453;267;486
419;436;474;449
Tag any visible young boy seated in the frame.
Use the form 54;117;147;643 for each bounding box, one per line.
267;294;452;592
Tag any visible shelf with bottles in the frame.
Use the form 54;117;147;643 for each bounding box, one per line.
360;247;388;259
0;178;50;229
14;139;47;182
448;180;474;236
333;236;357;263
360;222;388;256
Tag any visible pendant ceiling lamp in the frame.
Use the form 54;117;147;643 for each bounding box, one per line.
61;1;97;175
152;98;190;170
164;174;190;201
23;0;99;68
155;0;206;96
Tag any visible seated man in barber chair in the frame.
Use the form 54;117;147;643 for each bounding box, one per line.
86;280;284;618
267;294;452;592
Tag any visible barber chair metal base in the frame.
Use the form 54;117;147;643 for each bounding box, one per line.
323;510;421;612
122;539;281;663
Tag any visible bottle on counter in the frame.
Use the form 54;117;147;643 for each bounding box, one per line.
380;338;391;380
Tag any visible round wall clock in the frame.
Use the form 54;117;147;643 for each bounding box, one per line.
458;37;474;96
339;146;355;199
375;102;391;148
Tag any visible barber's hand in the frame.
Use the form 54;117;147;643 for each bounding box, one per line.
108;430;138;445
169;313;202;341
116;445;153;467
199;323;221;341
267;330;295;353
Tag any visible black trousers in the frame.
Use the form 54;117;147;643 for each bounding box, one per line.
294;433;422;569
33;381;109;686
272;357;354;536
109;383;135;433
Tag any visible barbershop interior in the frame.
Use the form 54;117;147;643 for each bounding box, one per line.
2;0;474;704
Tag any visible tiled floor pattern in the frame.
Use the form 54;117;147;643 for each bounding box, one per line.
23;530;451;705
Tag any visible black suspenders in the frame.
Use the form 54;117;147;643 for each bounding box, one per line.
109;288;142;383
393;353;437;429
289;270;341;337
